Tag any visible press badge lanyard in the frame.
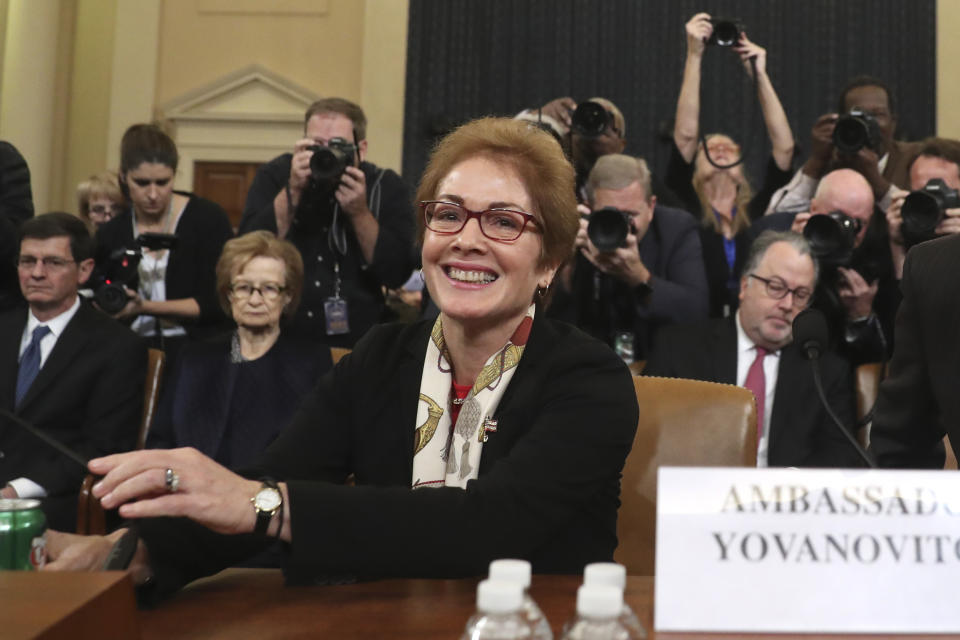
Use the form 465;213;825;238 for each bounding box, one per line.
324;259;350;335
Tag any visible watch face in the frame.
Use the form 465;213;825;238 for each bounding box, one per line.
254;488;281;511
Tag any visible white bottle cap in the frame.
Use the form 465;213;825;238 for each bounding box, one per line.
477;579;524;614
576;584;623;619
583;562;627;590
488;559;532;589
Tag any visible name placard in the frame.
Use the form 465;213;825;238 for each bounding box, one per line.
654;466;960;633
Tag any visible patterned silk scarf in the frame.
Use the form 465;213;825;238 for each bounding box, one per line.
411;305;535;489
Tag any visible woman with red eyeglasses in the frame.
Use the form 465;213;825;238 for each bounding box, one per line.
667;12;797;318
42;118;637;598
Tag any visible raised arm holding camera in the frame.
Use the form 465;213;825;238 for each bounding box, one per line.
240;98;415;347
667;12;796;318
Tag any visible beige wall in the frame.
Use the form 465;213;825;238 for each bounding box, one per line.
938;0;960;138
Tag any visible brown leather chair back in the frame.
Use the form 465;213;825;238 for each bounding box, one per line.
615;376;757;575
77;348;165;534
330;347;351;365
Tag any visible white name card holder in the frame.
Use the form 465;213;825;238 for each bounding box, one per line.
654;466;960;634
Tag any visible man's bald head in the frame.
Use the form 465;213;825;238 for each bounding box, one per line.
810;169;875;246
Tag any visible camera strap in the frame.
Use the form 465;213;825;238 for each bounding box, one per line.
699;56;760;170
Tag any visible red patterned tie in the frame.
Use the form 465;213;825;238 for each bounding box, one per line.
743;346;768;441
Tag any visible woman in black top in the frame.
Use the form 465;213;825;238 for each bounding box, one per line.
667;13;795;317
94;124;233;360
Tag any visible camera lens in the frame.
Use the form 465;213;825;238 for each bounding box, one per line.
833;116;869;154
571;102;611;138
310;146;351;183
901;191;942;243
712;20;739;46
803;212;857;267
587;207;630;253
95;283;131;315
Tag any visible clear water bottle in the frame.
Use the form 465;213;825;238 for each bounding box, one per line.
461;579;533;639
560;584;632;640
583;563;645;638
488;559;553;640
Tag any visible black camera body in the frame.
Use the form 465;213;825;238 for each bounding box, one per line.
571;101;615;138
308;138;358;187
803;210;861;269
832;109;883;154
94;233;178;314
587;207;634;253
901;178;960;246
707;17;743;47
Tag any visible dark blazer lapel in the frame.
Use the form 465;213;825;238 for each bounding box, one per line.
769;344;803;456
400;321;433;479
714;316;739;385
0;309;27;410
16;303;92;412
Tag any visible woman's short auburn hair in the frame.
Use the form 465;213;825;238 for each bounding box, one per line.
215;231;304;318
415;117;578;270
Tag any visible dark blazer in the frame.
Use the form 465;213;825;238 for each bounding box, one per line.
870;234;960;468
94;194;234;338
0;301;146;529
147;333;332;469
135;316;638;598
644;316;863;467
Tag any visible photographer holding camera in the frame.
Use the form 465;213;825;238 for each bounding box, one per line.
550;154;708;360
886;137;960;279
668;12;796;318
240;98;415;347
766;76;920;216
770;168;899;364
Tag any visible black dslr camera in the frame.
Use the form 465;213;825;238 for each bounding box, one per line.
571;101;616;138
901;178;960;246
586;207;634;253
707;17;743;47
803;211;862;269
832;109;883;154
94;233;177;314
308;137;358;188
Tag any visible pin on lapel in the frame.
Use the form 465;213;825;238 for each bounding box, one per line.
479;417;498;442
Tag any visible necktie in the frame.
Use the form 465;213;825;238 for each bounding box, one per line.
15;325;51;407
743;346;768;442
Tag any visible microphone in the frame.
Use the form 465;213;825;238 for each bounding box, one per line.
791;308;877;468
0;407;90;471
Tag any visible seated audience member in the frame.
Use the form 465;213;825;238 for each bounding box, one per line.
869;232;960;468
766;75;919;215
77;171;125;230
147;231;332;469
886;137;960;279
0;213;146;530
755;169;897;364
550;154;708;360
239;97;415;348
43;118;639;596
94;124;234;364
0;141;33;312
645;231;862;467
667;13;795;318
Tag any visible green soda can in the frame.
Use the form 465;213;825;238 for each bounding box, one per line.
0;498;47;570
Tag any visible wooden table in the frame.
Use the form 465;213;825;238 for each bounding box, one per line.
139;570;958;639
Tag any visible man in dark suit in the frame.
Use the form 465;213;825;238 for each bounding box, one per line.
870;233;960;467
0;212;146;530
550;153;708;360
645;231;862;467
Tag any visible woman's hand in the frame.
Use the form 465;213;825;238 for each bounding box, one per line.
733;33;766;79
112;287;144;320
685;13;712;56
43;529;119;571
90;448;261;536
